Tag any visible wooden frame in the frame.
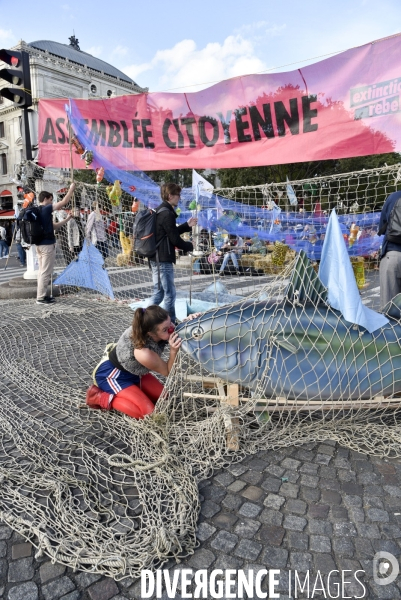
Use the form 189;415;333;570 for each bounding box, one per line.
183;375;401;448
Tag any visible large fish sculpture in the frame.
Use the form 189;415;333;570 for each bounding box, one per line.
176;251;401;401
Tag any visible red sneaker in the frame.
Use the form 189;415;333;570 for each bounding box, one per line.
86;385;113;410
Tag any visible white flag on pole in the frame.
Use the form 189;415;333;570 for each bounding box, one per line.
192;169;214;198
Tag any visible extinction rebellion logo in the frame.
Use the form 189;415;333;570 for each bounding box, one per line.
350;77;401;119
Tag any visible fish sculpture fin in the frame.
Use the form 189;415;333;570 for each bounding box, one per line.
273;335;300;353
285;250;328;305
383;293;401;320
273;330;329;353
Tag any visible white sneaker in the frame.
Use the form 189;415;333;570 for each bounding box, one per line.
2;255;9;259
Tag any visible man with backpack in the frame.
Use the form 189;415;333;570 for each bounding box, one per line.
35;183;75;305
148;183;197;323
378;189;401;310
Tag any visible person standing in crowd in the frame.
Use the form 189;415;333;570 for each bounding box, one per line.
378;189;401;310
14;223;27;266
36;183;75;305
0;222;8;258
54;209;74;266
86;204;109;259
198;229;211;253
4;220;12;247
67;207;85;259
149;183;197;324
107;218;120;248
14;202;27;266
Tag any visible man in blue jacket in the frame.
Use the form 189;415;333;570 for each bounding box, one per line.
378;189;401;310
149;183;197;323
36;182;75;304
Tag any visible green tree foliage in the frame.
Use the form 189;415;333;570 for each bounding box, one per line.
73;169;98;185
144;169;193;187
144;169;217;188
216;153;401;211
217;161;337;188
336;152;401;173
335;153;401;212
217;153;401;189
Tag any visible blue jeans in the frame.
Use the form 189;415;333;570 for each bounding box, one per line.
149;261;176;322
16;243;26;266
0;240;9;257
220;251;240;272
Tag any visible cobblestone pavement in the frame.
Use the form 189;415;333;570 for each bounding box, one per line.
1;440;401;599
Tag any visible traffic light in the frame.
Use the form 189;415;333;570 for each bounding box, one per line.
0;49;32;108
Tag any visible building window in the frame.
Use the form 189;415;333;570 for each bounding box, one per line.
0;196;12;210
0;95;3;105
90;84;97;94
0;122;4;138
1;153;7;175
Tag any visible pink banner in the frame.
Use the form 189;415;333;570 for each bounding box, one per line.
38;34;401;170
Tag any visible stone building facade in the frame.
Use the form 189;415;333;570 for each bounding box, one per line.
0;36;147;213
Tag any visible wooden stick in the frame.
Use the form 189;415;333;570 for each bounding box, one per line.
68;117;75;210
183;375;226;384
182;392;401;410
183;393;232;400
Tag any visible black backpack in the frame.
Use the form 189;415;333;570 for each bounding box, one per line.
18;204;45;245
133;207;168;258
386;197;401;244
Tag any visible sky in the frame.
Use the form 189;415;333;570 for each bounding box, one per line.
1;0;401;93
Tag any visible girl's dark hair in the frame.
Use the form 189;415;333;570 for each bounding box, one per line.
161;183;181;202
131;305;170;348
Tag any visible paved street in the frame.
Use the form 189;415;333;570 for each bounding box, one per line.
0;252;288;302
0;266;398;600
0;255;26;284
0;442;401;599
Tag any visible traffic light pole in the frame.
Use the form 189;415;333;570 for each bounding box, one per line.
21;107;32;161
0;49;33;159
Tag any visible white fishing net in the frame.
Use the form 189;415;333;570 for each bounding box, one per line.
1;161;400;579
0;298;200;579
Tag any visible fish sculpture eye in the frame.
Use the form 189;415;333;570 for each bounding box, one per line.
191;326;204;340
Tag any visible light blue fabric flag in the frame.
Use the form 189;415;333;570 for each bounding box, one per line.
318;210;388;333
54;241;115;300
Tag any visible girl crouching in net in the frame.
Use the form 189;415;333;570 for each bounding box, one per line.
86;305;197;419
